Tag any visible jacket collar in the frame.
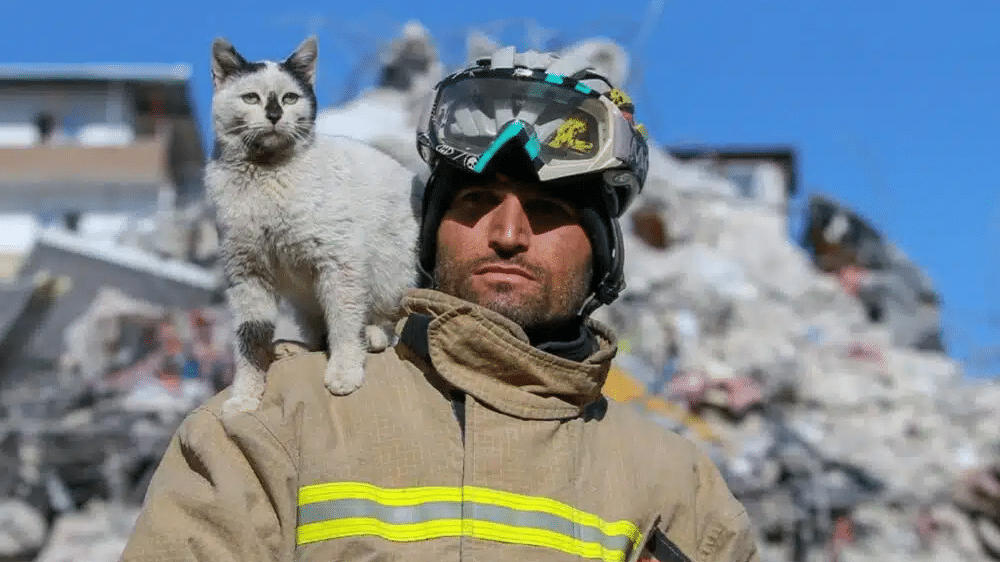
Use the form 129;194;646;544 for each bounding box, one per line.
401;289;617;420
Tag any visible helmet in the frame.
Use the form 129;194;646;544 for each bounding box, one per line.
415;46;649;316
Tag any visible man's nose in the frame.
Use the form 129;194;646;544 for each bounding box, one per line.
487;194;531;254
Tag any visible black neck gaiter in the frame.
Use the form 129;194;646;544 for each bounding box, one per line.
400;314;599;364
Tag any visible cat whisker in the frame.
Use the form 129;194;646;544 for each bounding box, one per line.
239;129;263;151
223;124;250;135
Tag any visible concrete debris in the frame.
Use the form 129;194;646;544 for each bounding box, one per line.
803;194;944;352
1;250;231;560
1;23;996;562
378;20;444;95
33;501;138;562
601;145;1000;561
0;498;48;559
0;273;69;383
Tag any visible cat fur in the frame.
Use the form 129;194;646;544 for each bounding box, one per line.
206;36;419;416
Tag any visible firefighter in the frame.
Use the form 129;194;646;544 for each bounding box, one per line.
121;46;757;562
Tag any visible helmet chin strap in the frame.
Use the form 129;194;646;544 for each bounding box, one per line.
576;294;602;319
576;274;626;319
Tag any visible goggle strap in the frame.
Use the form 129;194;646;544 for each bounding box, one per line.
472;121;545;174
437;67;607;101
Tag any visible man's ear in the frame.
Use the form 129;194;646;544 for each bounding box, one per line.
211;38;250;89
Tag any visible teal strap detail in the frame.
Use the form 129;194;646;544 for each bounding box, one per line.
524;135;541;159
473;121;525;173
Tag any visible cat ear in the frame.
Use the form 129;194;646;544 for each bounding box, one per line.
284;36;318;87
211;37;249;89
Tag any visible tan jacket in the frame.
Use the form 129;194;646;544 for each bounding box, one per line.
121;290;758;562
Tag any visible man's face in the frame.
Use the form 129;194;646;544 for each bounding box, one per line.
434;173;593;331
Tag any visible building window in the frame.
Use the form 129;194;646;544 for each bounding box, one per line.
64;212;81;232
726;164;757;198
35;113;56;144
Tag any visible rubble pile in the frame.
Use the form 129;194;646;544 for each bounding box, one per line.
0;23;995;562
0;278;232;560
598;147;1000;561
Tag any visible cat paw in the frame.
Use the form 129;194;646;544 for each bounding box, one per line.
364;325;390;352
324;356;365;395
222;392;262;417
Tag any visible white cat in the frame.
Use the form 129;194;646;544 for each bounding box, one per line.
205;36;419;416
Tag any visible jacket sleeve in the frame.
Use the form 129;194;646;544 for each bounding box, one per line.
689;451;760;562
119;407;299;562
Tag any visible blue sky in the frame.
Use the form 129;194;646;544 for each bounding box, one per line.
4;0;998;376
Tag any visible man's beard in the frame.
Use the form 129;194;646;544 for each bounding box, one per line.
434;253;592;333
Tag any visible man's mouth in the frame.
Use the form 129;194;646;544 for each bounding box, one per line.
474;263;536;281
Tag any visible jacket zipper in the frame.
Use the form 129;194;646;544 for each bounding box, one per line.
450;390;467;561
450;391;466;444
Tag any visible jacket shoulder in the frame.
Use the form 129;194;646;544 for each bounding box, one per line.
599;399;758;561
600;398;703;468
199;349;328;417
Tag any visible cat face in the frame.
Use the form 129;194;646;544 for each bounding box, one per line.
210;37;318;163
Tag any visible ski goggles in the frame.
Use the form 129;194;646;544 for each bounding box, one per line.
417;67;649;190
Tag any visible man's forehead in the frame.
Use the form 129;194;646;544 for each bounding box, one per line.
461;174;571;200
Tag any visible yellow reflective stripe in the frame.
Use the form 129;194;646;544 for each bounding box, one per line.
464;485;640;541
298;481;462;506
296;482;643;561
299;518;629;562
298;517;464;544
465;520;629;562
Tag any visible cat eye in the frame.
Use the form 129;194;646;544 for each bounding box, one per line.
282;93;300;105
241;92;261;104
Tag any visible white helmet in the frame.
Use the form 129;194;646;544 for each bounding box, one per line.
415;46;649;315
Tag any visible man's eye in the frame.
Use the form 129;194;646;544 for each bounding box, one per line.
454;189;498;207
525;198;573;219
282;92;300;105
241;92;261;104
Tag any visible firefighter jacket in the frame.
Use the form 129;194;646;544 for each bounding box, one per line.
120;289;758;562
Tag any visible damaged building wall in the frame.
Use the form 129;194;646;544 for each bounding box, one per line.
802;194;944;352
11;228;221;381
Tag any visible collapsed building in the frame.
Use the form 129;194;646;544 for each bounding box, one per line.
0;22;996;562
802;193;944;352
0;63;231;561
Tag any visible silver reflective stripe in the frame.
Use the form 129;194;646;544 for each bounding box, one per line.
467;502;635;551
298;498;633;552
299;499;461;526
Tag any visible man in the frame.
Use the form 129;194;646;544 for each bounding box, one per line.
121;47;758;562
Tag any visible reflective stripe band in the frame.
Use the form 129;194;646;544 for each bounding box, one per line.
300;498;460;525
297;482;642;562
298;499;635;551
299;482;462;506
